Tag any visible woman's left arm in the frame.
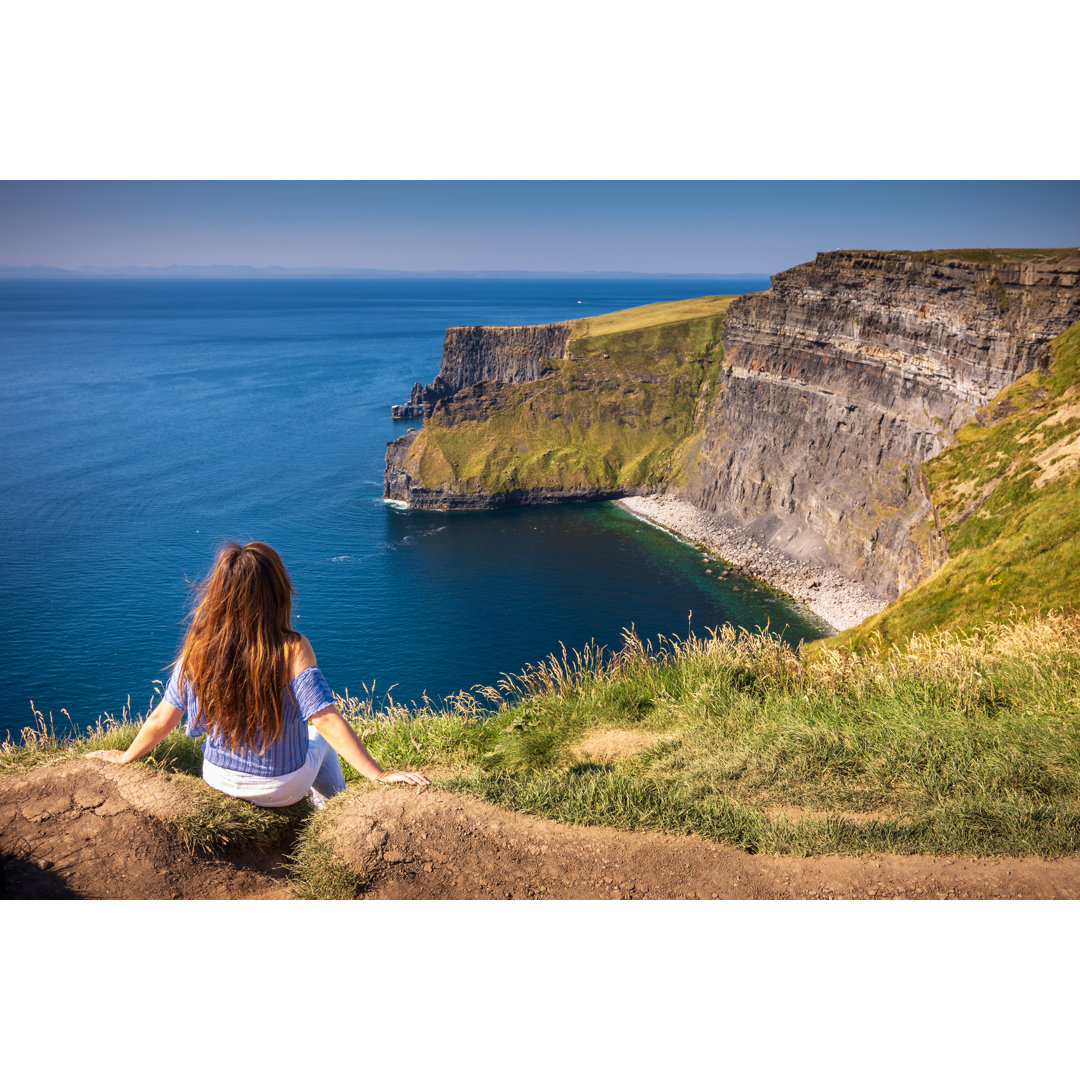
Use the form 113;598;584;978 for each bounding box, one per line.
86;699;184;764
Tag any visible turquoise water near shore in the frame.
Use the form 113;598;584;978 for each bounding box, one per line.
0;276;823;742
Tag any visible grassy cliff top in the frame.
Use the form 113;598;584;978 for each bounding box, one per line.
8;614;1080;880
404;295;735;496
570;294;740;338
836;247;1079;266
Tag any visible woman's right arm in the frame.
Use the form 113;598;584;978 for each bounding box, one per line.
293;634;428;786
309;704;429;786
85;698;183;764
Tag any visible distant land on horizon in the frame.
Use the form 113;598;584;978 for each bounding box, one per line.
0;264;771;281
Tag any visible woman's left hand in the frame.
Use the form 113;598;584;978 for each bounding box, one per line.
377;771;430;786
85;749;126;763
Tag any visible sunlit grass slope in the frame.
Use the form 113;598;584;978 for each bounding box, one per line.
404;295;739;495
833;318;1080;651
435;616;1080;858
572;294;740;337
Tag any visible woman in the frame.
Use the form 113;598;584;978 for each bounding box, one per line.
87;541;428;805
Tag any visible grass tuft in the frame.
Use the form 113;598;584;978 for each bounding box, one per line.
286;797;371;899
1;698;204;776
171;781;310;857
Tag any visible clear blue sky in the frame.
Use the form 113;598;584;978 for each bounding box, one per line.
2;180;1077;275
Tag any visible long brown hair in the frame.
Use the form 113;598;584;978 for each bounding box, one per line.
178;542;300;754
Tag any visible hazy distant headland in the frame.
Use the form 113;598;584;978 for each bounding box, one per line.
0;264;768;280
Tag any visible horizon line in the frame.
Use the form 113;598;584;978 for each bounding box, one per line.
0;263;774;280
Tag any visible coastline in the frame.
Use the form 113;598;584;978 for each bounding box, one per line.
616;495;889;634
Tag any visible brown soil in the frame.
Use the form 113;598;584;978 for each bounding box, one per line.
4;762;1079;900
0;760;290;899
569;728;669;762
328;788;1080;900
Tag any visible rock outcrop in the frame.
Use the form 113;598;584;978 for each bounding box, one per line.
390;382;425;419
384;249;1080;599
411;322;574;417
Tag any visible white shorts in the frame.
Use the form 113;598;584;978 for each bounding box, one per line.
201;726;345;808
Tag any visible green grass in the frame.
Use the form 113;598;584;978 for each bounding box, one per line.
570;294;738;337
0;699;204;777
833;318;1080;650
172;780;311;856
439;616;1080;857
286;796;370;899
403;299;734;495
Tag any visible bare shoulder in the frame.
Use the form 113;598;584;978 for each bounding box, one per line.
289;634;318;677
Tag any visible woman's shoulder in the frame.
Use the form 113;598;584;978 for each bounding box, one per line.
287;634;318;679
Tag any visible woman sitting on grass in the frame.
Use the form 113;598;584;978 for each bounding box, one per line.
87;541;428;805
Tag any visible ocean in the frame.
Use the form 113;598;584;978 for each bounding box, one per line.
0;276;824;742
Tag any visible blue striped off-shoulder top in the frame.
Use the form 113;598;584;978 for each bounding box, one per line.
163;661;336;777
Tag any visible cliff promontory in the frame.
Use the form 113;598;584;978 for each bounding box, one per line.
385;295;733;509
385;249;1080;601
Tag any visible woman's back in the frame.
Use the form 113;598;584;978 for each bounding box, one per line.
173;541;301;756
165;635;335;777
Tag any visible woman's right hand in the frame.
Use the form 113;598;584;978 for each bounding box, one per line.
377;771;430;786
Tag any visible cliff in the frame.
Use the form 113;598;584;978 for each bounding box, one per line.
428;323;575;401
385;295;734;509
384;249;1080;600
831;315;1080;649
677;249;1080;596
399;322;576;418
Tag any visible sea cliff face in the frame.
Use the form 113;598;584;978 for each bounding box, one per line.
678;250;1080;595
384;250;1080;599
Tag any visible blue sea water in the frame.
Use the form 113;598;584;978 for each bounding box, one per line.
0;276;824;742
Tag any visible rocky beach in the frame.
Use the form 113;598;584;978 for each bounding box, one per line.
617;494;889;633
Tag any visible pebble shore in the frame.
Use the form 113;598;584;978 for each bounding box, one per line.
617;494;890;634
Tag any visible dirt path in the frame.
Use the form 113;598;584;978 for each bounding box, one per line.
3;762;1078;899
326;788;1080;900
